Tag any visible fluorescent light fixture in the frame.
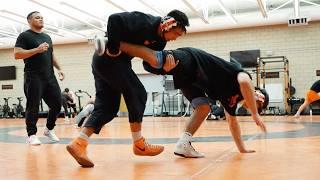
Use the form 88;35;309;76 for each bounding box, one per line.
216;0;237;24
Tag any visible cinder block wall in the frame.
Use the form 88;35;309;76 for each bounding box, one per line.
1;22;319;111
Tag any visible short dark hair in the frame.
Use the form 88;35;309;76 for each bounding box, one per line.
64;88;70;93
167;10;189;32
27;11;40;20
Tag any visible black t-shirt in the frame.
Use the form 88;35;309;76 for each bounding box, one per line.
15;30;54;78
177;48;246;115
143;47;246;115
310;80;320;93
106;11;166;62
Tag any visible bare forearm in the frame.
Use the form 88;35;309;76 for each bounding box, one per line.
14;48;39;60
53;53;65;80
238;73;258;115
226;113;246;152
119;42;158;67
52;54;61;71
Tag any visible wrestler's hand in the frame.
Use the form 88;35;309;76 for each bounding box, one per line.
37;42;49;53
163;53;179;72
252;114;267;133
58;70;65;81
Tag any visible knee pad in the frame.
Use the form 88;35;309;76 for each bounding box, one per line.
191;97;209;109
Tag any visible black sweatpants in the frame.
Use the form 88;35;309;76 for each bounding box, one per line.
24;73;61;136
84;54;147;134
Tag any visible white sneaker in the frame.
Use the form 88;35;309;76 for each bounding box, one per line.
174;141;205;158
94;36;108;56
44;128;60;142
27;135;41;145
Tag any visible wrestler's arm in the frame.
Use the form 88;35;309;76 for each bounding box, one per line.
237;72;266;132
225;111;255;153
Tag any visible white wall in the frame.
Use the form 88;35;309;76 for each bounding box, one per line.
1;22;320;112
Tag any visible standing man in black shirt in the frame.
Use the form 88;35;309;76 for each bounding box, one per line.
67;10;189;167
14;11;64;145
115;42;268;157
294;80;320;118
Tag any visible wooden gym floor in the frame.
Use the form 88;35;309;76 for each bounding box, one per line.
0;115;320;180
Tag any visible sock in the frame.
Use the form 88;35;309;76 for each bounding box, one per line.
178;132;192;143
154;51;164;69
79;132;89;141
132;131;142;142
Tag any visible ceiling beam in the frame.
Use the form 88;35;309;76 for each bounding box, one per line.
9;23;18;34
269;0;293;13
0;14;64;37
0;29;18;36
30;0;105;32
0;28;19;39
104;0;127;11
216;0;237;24
138;0;164;16
1;10;86;38
257;0;268;18
201;1;209;23
182;0;209;24
294;0;300;18
60;2;106;24
301;0;320;7
0;33;17;39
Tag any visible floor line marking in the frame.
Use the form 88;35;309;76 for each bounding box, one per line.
190;134;260;179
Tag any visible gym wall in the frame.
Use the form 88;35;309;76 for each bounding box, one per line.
0;22;319;111
133;21;320;101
